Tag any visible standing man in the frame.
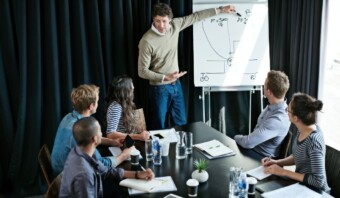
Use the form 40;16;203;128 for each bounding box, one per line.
59;117;154;197
234;70;291;158
138;3;235;129
51;84;132;177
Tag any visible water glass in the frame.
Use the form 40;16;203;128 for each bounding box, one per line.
184;132;193;154
145;139;153;161
161;139;170;156
176;131;186;159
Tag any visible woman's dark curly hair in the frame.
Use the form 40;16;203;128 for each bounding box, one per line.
290;92;323;125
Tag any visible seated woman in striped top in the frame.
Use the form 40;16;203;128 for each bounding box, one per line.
105;75;150;141
262;92;330;193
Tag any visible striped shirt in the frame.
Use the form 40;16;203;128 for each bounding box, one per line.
106;101;126;134
292;126;330;192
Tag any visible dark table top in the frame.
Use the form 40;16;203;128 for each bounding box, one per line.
113;122;295;198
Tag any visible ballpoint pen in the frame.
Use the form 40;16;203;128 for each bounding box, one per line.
140;164;146;171
139;165;150;180
264;156;271;167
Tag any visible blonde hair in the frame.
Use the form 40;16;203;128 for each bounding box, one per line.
71;84;99;113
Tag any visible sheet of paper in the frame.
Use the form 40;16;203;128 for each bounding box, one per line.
262;183;333;198
246;166;271;180
194;146;236;159
283;165;296;172
163;193;183;198
149;128;178;143
256;180;288;193
125;176;177;195
194;139;234;157
108;147;142;160
120;177;164;193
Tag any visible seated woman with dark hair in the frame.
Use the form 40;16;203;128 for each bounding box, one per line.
105;75;150;141
262;92;330;193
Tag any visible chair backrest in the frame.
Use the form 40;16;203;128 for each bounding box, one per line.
325;145;340;197
134;108;146;131
38;144;53;187
46;172;63;198
278;131;293;159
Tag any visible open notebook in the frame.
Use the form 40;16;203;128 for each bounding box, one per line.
194;139;235;159
119;176;177;195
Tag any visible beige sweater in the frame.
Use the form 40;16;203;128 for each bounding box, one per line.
138;8;216;85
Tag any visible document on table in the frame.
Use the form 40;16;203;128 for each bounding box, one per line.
119;176;177;195
246;166;271;180
108;147;142;160
283;165;296;172
193;139;235;159
149;128;178;143
261;183;334;198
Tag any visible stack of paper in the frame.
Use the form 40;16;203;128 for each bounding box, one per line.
149;128;178;143
261;183;333;198
119;176;177;194
108;147;142;160
194;139;235;159
246;166;271;180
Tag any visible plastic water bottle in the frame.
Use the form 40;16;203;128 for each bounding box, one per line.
238;172;248;198
229;167;235;193
152;137;162;165
229;167;242;198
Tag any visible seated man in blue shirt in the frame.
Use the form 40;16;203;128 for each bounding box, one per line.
234;70;290;158
51;84;133;176
59;117;154;197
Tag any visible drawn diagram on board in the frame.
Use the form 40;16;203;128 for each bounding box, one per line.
193;3;270;87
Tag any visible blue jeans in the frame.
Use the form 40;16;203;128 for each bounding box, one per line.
149;80;187;129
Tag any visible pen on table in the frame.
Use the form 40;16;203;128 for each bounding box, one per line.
235;11;242;17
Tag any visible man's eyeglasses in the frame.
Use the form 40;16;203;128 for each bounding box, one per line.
285;107;293;114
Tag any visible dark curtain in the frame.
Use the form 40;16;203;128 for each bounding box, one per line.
0;0;324;197
268;0;323;99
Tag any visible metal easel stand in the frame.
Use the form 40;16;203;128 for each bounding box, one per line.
200;86;263;134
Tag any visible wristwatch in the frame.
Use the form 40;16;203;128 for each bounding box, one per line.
219;6;224;13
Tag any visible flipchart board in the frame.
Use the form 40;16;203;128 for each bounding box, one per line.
193;2;270;87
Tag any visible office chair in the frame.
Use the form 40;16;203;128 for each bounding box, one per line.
278;131;293;159
325;145;340;197
46;172;63;198
38;144;53;187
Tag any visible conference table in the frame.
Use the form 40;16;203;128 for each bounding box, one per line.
114;122;295;197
